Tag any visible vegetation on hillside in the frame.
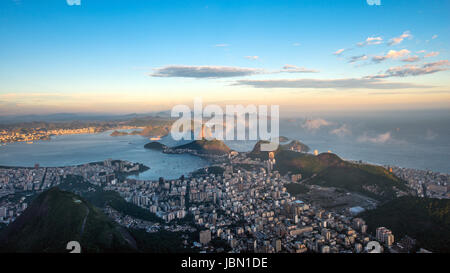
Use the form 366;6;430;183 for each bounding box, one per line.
360;196;450;252
248;139;310;160
0;188;138;252
172;139;231;155
273;149;407;201
281;140;310;153
144;141;168;150
285;183;310;195
58;175;162;223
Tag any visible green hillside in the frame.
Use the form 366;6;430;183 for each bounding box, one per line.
360;196;450;252
307;163;408;200
83;190;163;223
249;139;310;160
274;150;332;176
274;150;407;201
281;140;310;153
248;140;282;160
0;186;193;253
58;175;162;223
172;139;231;155
0;188;138;253
144;141;168;150
140;126;171;137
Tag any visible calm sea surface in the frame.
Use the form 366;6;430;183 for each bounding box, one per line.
0;111;449;178
0;130;209;180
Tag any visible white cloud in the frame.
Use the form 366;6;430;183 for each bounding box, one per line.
151;65;263;78
357;132;392;144
357;36;383;47
66;0;81;6
388;31;412;46
401;56;420;62
281;64;319;73
330;124;351;137
372;49;411;63
302;118;333;131
333;48;346;55
424;51;440;58
348;54;368;63
368;60;449;78
214;44;229;47
245;56;259;60
293;43;301;47
431;34;438;40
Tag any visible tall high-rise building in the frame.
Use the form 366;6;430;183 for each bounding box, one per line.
199;229;211;245
272;239;282;253
0;207;7;218
376;227;395;247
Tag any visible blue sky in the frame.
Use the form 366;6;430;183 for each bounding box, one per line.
0;0;449;115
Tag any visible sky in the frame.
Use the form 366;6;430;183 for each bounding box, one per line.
0;0;449;116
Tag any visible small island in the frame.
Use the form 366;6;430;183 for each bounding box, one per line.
144;142;168;151
110;130;143;137
169;139;231;156
110;130;129;137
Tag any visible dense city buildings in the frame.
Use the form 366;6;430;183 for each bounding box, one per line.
0;127;99;144
390;166;450;199
1;149;435;253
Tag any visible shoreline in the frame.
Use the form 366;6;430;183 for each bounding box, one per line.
0;130;448;175
0;126;148;145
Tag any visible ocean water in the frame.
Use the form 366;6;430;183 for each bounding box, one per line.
0;130;209;180
276;110;450;173
225;110;450;173
0;110;449;178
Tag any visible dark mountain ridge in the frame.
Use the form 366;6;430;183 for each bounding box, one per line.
0;188;137;253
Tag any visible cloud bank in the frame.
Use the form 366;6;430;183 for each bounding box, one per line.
234;77;429;89
369;60;449;79
357;132;392;144
281;65;319;73
151;65;263;78
330;124;351;137
302;118;333;131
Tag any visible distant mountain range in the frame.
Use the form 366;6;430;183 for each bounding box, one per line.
0;111;173;124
